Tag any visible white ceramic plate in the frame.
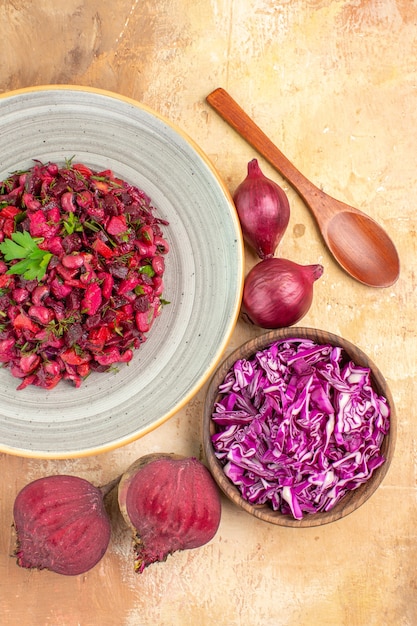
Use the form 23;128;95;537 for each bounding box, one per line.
0;86;244;458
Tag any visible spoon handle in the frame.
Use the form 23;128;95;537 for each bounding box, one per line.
206;87;333;228
207;87;400;288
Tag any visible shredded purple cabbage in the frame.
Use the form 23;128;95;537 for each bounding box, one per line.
211;338;390;519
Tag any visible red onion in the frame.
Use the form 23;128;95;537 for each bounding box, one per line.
242;257;323;328
118;453;222;573
233;158;290;259
13;474;113;576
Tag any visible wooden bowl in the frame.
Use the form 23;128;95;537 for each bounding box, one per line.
202;327;396;527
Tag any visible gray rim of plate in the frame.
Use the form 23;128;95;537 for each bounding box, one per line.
0;85;244;458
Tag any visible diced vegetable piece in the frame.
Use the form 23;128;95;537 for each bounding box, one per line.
0;159;170;389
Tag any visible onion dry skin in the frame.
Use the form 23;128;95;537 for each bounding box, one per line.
233;158;290;259
242;257;323;329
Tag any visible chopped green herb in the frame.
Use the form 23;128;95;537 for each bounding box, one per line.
139;264;155;277
46;315;78;338
83;220;101;233
65;155;76;168
62;212;83;235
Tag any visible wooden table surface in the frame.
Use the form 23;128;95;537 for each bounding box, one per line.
0;2;416;625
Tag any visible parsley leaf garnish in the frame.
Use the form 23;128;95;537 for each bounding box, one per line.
0;231;52;280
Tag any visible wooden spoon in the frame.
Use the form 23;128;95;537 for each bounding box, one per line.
206;88;400;288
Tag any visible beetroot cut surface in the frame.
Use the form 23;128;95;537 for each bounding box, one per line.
118;453;222;573
13;474;111;576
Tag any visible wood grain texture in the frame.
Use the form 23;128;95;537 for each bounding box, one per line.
206;88;400;287
0;1;416;625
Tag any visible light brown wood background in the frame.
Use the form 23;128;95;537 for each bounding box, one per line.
0;1;415;625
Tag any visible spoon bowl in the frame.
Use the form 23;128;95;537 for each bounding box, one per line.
206;88;400;288
326;209;399;287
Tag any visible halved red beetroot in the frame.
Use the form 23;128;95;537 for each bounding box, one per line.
118;453;222;573
13;474;112;576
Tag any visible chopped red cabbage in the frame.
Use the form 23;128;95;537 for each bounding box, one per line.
211;338;390;519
